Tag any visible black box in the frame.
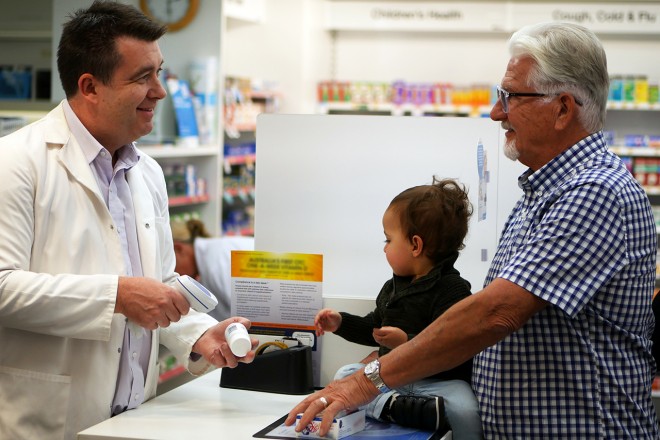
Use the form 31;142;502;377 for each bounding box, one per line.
220;345;313;395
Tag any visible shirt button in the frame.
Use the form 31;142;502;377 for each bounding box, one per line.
132;352;137;359
134;394;140;401
536;191;543;197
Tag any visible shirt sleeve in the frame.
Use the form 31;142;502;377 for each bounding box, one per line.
334;311;379;347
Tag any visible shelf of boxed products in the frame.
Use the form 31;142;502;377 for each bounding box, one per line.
221;77;279;237
610;144;660;178
224;76;281;135
608;74;659;109
158;348;185;384
317;76;660;118
609;145;660;197
139;145;215;205
138;144;220;234
222;130;256;237
224;153;256;166
605;98;660;187
317;80;493;117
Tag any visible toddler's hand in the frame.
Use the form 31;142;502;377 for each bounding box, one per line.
373;326;407;349
314;308;342;336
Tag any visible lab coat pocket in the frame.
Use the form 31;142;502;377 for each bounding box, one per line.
0;365;71;439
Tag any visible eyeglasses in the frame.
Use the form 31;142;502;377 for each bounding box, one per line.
496;85;584;113
496;85;548;113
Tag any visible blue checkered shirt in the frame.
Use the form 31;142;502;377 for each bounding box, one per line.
473;132;660;438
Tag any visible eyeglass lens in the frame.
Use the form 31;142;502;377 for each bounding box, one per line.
496;86;509;112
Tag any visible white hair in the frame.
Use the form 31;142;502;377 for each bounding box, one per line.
508;22;609;133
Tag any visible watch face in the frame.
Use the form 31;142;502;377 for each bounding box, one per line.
364;360;377;374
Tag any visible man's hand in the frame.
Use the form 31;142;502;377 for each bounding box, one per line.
115;276;190;330
192;317;259;368
285;369;379;437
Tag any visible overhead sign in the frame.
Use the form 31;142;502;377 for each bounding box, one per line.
512;3;660;34
324;1;508;32
324;1;660;35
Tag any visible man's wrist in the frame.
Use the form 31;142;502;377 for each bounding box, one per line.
363;358;391;393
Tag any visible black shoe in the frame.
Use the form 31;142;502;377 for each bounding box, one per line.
387;393;448;433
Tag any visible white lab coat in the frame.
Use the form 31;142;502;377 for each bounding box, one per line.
0;102;218;439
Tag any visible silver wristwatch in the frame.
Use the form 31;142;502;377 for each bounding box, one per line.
364;359;391;393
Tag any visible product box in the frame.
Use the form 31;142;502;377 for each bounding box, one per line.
648;135;660;148
295;409;365;439
624;134;648;147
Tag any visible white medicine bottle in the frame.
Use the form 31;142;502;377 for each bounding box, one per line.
225;322;251;357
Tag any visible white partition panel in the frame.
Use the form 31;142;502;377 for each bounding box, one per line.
254;114;507;299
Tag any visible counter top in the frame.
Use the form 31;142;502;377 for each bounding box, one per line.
78;368;308;439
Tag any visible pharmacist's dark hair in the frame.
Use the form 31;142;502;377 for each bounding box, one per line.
389;177;472;264
57;0;167;98
508;21;609;133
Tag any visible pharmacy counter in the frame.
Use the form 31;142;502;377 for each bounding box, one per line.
78;368;307;439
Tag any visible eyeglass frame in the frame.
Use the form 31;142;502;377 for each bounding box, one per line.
495;85;584;113
495;85;548;113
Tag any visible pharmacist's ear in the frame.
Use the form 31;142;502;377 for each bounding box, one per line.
77;73;99;102
411;235;424;257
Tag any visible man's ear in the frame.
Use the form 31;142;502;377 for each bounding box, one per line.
411;235;424;257
78;73;99;101
554;93;578;130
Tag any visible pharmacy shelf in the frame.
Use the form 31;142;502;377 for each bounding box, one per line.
138;144;219;159
607;102;660;111
318;101;493;117
168;194;211;207
610;147;660;157
139;144;221;236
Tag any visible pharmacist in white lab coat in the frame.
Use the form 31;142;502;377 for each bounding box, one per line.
0;2;256;439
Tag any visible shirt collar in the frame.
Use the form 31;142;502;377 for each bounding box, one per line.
62;100;140;167
518;131;607;193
